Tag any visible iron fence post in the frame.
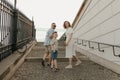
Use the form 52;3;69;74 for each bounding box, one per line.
12;9;18;52
32;21;36;39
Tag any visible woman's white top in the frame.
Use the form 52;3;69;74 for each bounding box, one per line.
65;27;73;43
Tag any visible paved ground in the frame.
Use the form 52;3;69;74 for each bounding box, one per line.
11;61;120;80
11;42;120;80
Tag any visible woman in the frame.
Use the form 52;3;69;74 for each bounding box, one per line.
63;21;82;69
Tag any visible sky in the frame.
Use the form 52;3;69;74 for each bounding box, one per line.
8;0;84;42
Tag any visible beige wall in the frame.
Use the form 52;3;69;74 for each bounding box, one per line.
74;0;120;45
73;0;120;69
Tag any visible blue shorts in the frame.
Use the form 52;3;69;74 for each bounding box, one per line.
51;50;58;60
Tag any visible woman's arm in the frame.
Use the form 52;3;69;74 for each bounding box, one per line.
66;33;73;46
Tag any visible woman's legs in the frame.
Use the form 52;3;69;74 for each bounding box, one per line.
73;53;80;61
65;58;72;69
73;53;82;66
73;44;82;65
65;55;81;69
69;58;72;65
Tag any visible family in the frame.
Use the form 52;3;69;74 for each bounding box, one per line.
41;21;82;71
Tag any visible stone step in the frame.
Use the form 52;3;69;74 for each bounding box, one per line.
27;51;65;58
25;56;89;62
27;49;87;60
32;46;65;51
35;42;65;47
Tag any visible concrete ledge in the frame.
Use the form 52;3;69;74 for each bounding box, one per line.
76;48;120;74
0;41;36;80
0;52;23;80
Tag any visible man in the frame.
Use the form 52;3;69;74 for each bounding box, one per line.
41;23;56;67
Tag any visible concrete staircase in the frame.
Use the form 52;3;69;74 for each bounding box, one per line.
26;41;88;62
10;41;120;80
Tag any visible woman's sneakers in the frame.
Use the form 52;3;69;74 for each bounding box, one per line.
75;60;82;66
65;61;81;69
65;65;72;69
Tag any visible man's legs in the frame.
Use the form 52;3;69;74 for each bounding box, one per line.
47;46;51;66
48;53;51;65
41;46;49;67
42;52;49;67
43;52;49;60
41;45;51;67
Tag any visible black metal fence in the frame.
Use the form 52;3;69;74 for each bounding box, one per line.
0;0;36;61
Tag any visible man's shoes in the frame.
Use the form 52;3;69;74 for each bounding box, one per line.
41;60;45;67
47;63;51;66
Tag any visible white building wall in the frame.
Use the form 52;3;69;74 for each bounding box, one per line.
73;0;120;73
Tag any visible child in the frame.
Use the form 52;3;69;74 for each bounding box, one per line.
50;31;59;71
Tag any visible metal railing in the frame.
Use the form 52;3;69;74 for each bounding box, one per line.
74;38;120;57
0;0;36;61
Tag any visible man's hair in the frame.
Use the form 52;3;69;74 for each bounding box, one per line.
52;23;56;27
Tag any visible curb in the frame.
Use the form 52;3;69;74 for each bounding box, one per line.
1;41;36;80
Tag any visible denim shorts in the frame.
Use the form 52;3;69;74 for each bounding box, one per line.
52;50;58;60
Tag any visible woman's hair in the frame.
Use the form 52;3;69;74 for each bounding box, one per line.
63;21;71;29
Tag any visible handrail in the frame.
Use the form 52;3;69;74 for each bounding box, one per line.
74;38;120;57
17;37;32;43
